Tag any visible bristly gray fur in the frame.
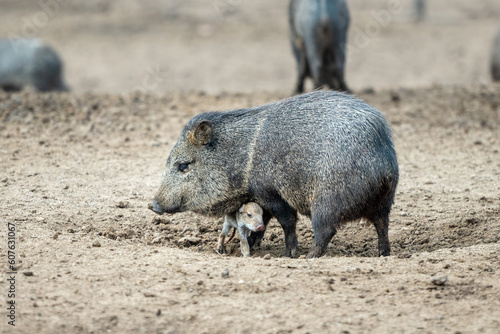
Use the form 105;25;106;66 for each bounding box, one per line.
152;90;399;258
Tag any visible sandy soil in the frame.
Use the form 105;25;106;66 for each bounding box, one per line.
1;1;500;334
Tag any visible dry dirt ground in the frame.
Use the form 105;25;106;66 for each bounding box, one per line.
1;1;500;334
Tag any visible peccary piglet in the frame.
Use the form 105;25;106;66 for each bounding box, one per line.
150;90;398;258
491;27;500;82
0;39;68;92
217;202;265;257
289;0;350;93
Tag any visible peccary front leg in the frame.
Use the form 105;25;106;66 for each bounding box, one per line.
237;226;251;257
267;197;298;258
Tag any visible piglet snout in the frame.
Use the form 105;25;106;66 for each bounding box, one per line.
256;225;265;231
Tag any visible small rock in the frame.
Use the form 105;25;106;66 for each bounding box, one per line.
92;240;101;247
156;309;162;316
153;236;163;244
221;268;229;278
263;254;271;260
151;216;171;225
22;271;34;276
116;201;130;208
157;223;170;231
362;87;375;94
177;236;201;247
52;232;59;240
298;255;307;259
431;275;448;286
390;91;401;102
143;291;156;297
197;280;204;285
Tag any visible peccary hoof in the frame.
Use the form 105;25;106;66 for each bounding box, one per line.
379;249;391;257
306;245;326;258
216;244;227;255
282;248;297;258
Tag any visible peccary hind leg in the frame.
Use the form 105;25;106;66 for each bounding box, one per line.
307;208;339;258
266;197;298;257
370;215;391;257
237;226;251;257
292;41;309;94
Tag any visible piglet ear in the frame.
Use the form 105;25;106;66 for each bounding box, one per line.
239;205;244;213
188;120;213;146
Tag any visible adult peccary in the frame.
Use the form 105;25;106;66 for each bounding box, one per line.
289;0;350;93
217;202;265;257
0;39;68;92
150;90;399;258
491;27;500;82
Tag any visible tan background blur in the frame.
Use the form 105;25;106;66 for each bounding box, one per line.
1;0;500;94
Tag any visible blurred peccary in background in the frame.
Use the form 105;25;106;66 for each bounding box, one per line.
151;90;399;258
0;39;68;92
414;0;426;23
289;0;350;93
491;27;500;82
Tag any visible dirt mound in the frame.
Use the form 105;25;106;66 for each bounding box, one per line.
1;86;499;333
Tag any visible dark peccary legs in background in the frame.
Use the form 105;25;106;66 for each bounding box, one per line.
413;0;426;23
289;0;350;93
491;27;500;82
0;39;68;92
151;90;399;258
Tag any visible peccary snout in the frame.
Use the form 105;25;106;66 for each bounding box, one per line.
148;200;165;215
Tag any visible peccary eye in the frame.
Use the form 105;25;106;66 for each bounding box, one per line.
178;162;190;172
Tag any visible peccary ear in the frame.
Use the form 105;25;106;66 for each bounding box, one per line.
188;120;213;146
